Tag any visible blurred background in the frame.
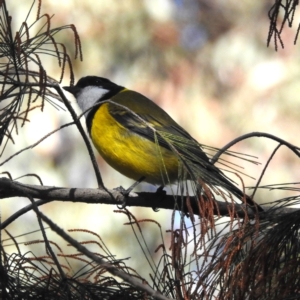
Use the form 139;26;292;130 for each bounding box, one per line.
2;0;300;279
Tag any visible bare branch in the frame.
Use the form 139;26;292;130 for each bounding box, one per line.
34;208;174;300
1;177;295;230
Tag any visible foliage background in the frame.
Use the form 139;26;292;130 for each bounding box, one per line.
2;0;300;280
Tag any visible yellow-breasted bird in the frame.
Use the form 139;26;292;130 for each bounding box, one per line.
63;76;263;212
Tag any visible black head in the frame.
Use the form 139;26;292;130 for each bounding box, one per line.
63;76;123;97
63;76;125;117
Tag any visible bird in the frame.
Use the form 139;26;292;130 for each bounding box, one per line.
63;76;263;212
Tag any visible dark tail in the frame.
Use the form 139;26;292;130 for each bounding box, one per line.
221;175;264;213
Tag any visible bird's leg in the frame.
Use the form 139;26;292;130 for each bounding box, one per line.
152;185;167;212
115;176;146;208
156;185;165;194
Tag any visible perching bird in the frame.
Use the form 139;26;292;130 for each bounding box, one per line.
63;76;263;212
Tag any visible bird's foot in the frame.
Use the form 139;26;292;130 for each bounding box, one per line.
152;185;166;212
115;176;145;209
114;186;128;209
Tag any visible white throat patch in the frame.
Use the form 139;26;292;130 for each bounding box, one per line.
76;86;109;118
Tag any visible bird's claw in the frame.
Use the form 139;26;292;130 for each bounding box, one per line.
113;186;129;208
114;176;146;209
152;185;166;212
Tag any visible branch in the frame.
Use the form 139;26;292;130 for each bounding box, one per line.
34;208;173;300
1;178;294;229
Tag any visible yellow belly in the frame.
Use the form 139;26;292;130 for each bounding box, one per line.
90;104;179;185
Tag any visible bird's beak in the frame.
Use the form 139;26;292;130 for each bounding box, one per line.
63;86;80;96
